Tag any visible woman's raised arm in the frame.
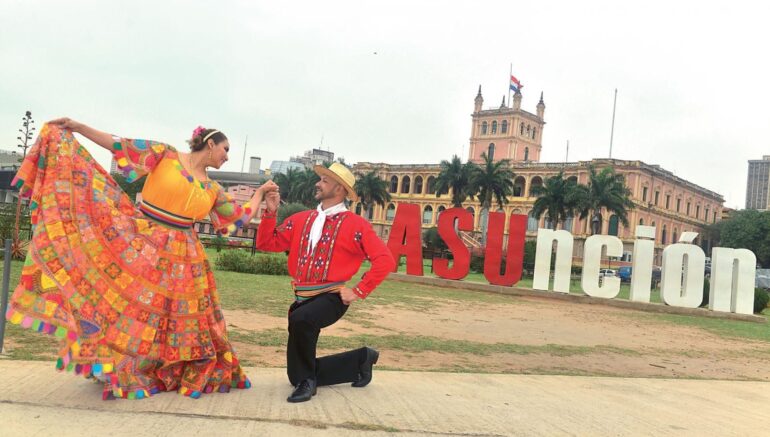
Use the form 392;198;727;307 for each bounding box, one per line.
49;118;116;151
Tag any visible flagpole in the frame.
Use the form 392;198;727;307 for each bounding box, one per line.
609;88;617;158
508;63;512;107
240;135;248;173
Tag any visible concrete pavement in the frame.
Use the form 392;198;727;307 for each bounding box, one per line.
0;360;768;436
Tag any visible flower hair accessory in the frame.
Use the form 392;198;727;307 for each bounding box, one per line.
192;125;206;138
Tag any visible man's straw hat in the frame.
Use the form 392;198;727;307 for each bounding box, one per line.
313;163;359;201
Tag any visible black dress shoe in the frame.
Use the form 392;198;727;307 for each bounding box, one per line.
352;347;379;388
287;379;317;403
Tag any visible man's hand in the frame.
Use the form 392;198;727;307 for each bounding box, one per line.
260;180;279;194
339;287;360;305
265;191;281;213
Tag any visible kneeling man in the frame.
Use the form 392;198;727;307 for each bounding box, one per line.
257;163;396;403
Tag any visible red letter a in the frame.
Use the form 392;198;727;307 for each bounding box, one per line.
433;207;472;280
386;203;423;275
483;213;526;286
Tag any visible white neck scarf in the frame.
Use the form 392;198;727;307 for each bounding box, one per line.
307;202;347;254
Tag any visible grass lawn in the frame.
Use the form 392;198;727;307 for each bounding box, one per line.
1;251;767;370
395;258;664;303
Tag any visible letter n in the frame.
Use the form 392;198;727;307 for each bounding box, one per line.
532;229;574;293
710;247;757;315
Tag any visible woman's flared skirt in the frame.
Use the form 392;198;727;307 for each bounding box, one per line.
7;125;250;399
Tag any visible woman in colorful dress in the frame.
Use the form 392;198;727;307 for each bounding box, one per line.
6;118;277;400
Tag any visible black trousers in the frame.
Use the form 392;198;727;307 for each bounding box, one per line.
287;292;367;386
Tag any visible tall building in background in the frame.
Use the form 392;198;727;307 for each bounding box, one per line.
468;86;545;163
249;156;261;173
291;148;335;168
746;156;770;210
352;86;725;266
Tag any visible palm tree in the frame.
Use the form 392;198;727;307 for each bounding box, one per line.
295;168;320;207
530;172;586;230
354;171;391;220
272;168;302;203
469;152;515;242
578;166;634;234
434;155;477;207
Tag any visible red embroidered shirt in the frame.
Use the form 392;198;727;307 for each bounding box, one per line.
256;210;395;298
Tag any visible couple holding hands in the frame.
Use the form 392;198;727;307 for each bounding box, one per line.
7;119;394;403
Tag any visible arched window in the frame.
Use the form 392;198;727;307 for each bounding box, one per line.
501;120;508;133
532;127;537;139
651;221;657;242
426;176;436;194
513;176;526;197
414;176;424;194
481;121;488;135
526;125;531;136
386;204;396;221
639;218;644;225
401;176;411;194
491;121;498;134
488;143;495;160
520;123;525;135
661;225;667;245
673;228;678;244
389;176;398;193
423;206;433;224
527;211;538;232
529;176;543;196
608;215;619;236
524;147;529;161
563;214;574;232
437;205;446;217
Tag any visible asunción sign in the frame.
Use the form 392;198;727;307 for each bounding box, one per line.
386;204;756;315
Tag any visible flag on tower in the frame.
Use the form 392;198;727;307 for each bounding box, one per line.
510;74;523;93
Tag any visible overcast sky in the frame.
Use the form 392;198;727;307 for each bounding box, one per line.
1;0;767;208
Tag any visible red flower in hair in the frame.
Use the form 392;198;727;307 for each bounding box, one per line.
192;126;206;138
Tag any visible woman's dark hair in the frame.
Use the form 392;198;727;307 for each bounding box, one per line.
188;128;227;152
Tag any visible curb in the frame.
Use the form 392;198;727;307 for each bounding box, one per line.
387;272;767;323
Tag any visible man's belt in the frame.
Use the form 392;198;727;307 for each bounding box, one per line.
292;281;346;301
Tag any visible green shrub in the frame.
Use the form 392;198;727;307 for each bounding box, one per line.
523;240;537;266
754;288;769;314
215;250;289;275
701;278;710;308
422;227;448;251
278;203;310;225
209;235;228;252
470;255;485;273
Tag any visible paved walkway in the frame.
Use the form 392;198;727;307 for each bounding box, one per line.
0;360;768;436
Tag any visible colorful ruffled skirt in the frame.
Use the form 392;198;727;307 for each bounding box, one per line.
6;125;250;399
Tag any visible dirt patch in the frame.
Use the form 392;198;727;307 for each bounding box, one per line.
224;296;770;381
